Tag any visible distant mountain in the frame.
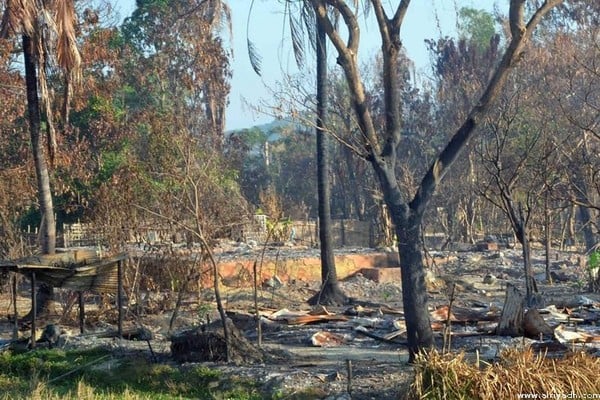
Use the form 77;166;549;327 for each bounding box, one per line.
254;118;296;133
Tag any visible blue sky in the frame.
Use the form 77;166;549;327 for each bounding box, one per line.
116;1;500;131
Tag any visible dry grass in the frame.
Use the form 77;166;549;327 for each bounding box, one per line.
410;348;600;399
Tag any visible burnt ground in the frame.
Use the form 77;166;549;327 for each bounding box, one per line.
1;245;599;399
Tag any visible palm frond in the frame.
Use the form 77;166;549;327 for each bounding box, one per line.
204;0;233;40
246;0;261;76
301;0;316;54
247;38;262;76
55;0;81;82
289;9;305;69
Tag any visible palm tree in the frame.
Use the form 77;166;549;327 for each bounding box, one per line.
1;0;81;316
308;3;348;305
248;0;348;305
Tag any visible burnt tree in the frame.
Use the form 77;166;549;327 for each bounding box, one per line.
309;0;562;360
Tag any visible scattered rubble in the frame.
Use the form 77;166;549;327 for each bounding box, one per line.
1;244;600;398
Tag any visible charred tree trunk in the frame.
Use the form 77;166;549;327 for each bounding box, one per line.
394;207;435;359
309;9;348;306
513;207;539;308
343;144;364;220
567;205;577;247
465;153;478;244
573;132;597;254
578;205;596;252
372;156;435;361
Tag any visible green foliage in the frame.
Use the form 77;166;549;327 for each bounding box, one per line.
0;348;262;399
18;205;42;231
231;127;268;149
266;216;293;242
106;29;125;50
97;146;129;184
230;123;318;215
0;348;107;383
71;95;126;132
590;250;600;270
457;7;497;51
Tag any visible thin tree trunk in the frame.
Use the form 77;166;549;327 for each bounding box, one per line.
567;204;577;247
23;34;56;320
574;132;597;253
513;207;539;308
23;35;56;254
544;192;552;284
465;153;477;244
201;236;230;362
578;205;596;252
521;226;539;307
309;7;347;306
343;144;363;220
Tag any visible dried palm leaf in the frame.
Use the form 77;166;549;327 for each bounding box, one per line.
54;0;81;126
0;0;36;37
36;38;58;162
55;0;81;79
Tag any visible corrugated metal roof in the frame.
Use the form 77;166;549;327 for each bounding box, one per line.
0;252;127;292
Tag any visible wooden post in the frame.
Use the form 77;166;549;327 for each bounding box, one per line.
346;359;353;396
78;291;85;334
12;274;18;340
31;272;36;348
117;259;123;338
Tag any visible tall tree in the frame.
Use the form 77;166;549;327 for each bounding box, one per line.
122;0;231;148
249;0;349;304
1;0;80;254
309;0;562;360
22;34;56;254
309;3;348;305
1;0;81;317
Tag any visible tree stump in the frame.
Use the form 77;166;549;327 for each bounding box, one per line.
497;283;524;336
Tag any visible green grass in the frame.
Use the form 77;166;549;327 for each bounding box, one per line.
0;347;263;399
